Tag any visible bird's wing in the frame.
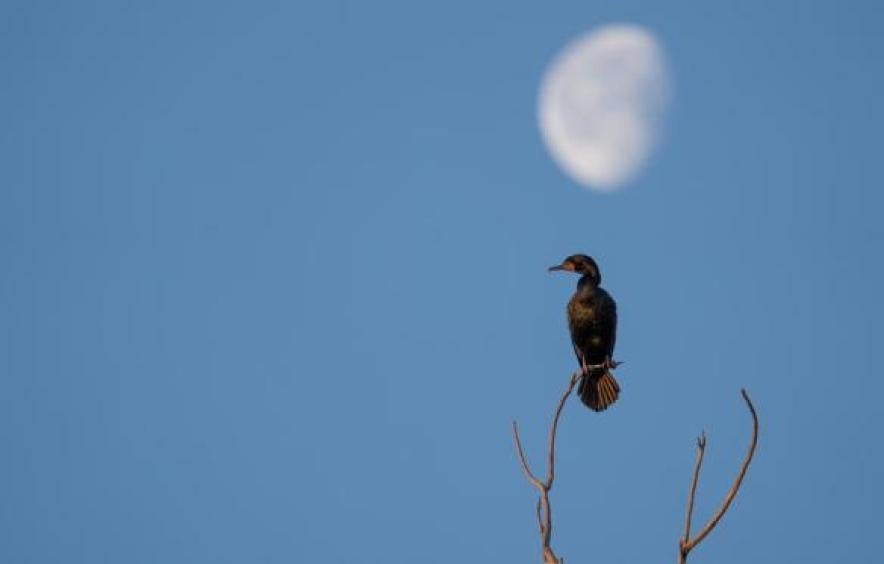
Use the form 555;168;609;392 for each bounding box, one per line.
594;289;618;359
567;299;588;365
607;293;617;358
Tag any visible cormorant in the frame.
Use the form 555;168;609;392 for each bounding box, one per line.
549;254;620;411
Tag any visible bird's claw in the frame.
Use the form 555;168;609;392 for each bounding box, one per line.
578;354;622;376
577;356;619;376
605;357;622;370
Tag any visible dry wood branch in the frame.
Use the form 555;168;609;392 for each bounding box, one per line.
678;389;759;564
512;371;580;564
681;432;706;546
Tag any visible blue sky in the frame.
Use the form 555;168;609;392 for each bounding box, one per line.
2;1;883;562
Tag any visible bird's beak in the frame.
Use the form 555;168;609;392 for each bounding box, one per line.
548;263;573;272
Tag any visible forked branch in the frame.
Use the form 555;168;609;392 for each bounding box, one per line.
512;371;581;564
678;389;759;564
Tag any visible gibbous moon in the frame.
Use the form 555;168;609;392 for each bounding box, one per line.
538;24;671;191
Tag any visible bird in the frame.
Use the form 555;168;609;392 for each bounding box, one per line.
549;254;620;411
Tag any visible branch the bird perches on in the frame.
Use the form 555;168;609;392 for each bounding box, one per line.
511;371;581;564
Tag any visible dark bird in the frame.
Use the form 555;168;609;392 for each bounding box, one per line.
549;254;620;411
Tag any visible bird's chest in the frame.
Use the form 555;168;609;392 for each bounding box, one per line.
567;296;599;327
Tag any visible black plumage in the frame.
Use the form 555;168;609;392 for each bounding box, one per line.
549;254;620;411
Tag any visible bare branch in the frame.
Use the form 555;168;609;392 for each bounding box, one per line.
679;389;759;563
681;432;706;548
546;371;580;488
689;390;759;546
512;421;544;491
512;372;581;564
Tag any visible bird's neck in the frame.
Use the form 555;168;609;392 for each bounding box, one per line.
576;275;599;297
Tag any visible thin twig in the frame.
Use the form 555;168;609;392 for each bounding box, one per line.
546;372;580;487
512;372;580;564
681;432;706;547
689;390;759;546
513;421;544;490
679;389;759;564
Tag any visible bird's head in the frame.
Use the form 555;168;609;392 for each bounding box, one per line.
548;254;601;285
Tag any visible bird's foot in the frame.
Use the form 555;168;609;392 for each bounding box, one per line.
580;355;590;377
604;357;622;370
579;354;612;375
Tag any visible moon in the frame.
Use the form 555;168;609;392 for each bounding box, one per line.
538;24;671;192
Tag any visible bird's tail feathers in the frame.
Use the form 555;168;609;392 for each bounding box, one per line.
578;370;620;412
